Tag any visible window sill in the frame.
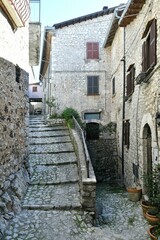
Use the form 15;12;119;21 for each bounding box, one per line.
85;58;101;63
87;94;99;96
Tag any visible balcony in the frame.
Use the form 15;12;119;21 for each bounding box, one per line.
0;0;30;28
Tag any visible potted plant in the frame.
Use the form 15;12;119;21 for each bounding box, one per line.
146;208;160;225
127;185;142;202
148;225;160;240
141;164;160;218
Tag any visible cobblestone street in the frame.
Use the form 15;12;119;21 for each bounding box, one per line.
2;116;150;240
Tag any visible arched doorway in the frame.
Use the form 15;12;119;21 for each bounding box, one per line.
86;123;99;140
143;124;152;175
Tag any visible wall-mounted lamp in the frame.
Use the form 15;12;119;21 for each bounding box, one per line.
39;80;42;86
156;112;160;126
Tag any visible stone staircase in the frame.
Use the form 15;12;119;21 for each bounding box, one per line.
23;116;81;211
3;116;103;240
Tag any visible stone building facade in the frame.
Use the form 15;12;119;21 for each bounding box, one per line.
0;1;31;236
40;0;160;190
104;0;160;187
40;7;119;125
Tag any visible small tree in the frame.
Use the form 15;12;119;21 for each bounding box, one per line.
46;97;56;115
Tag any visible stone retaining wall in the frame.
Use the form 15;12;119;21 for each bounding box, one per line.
87;138;118;182
0;58;29;237
69;127;96;214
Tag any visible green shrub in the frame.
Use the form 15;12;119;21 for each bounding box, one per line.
61;108;79;120
61;108;81;127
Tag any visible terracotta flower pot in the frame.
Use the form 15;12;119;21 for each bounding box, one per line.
127;187;142;202
141;200;155;218
148;226;158;240
146;211;160;225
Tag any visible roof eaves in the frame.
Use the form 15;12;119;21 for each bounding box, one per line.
53;6;116;29
119;0;146;27
103;5;126;48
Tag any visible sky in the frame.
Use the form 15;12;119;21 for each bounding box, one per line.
41;0;128;27
32;0;128;82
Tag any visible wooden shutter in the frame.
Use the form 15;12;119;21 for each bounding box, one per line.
131;66;135;93
87;43;92;59
94;76;99;94
93;43;99;59
124;120;130;148
150;19;157;68
112;77;115;95
127;73;131;96
142;41;147;72
87;76;92;95
86;42;99;59
87;76;99;95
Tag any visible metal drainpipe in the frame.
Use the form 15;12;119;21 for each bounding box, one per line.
121;27;126;181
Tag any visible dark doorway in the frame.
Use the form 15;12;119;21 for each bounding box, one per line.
143;124;152;191
86;123;99;140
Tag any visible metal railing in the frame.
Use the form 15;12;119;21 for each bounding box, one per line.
9;0;30;25
73;117;90;178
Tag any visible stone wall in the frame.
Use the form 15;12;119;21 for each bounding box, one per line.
29;23;41;66
44;13;113;124
0;11;29;72
87;137;118;182
105;0;160;187
69;121;96;214
0;58;29;237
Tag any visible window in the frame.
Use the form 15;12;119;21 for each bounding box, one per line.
142;19;157;72
126;65;135;96
84;112;101;120
112;77;115;95
124;120;130;149
87;76;99;95
86;42;99;59
32;86;37;92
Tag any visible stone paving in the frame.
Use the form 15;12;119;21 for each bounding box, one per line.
2;116;150;240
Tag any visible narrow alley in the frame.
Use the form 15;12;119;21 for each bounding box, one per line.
2;116;149;240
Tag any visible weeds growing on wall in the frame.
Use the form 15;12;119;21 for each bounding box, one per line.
99;122;117;135
61;107;82;128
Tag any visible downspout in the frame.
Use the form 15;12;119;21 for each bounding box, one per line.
121;27;126;180
115;7;126;182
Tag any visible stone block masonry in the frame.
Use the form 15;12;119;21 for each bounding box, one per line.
68;121;96;213
0;57;29;237
87;138;117;182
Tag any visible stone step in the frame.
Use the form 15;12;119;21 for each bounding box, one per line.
29;152;77;166
29;130;69;138
30;164;79;184
29;143;74;153
22;205;81;211
29;120;45;123
29;124;47;127
29;136;71;144
22;183;81;209
30;125;66;129
29;126;67;132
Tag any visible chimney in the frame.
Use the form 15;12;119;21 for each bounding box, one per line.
103;6;108;11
